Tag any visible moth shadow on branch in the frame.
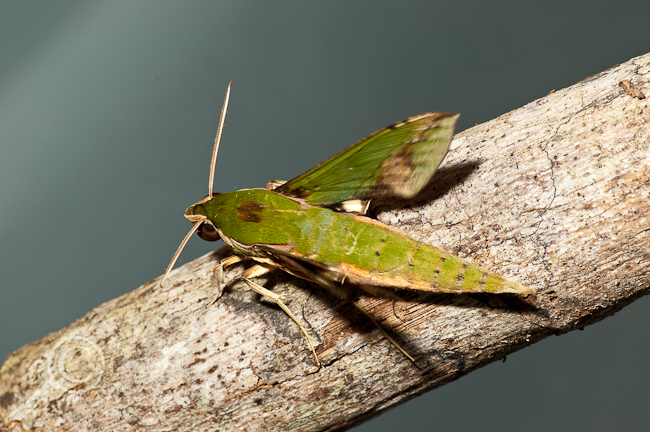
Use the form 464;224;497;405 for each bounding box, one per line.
240;269;425;364
398;290;539;314
369;160;481;215
205;248;539;366
311;282;539;365
377;290;540;365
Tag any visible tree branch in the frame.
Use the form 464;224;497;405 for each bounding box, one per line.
2;52;650;432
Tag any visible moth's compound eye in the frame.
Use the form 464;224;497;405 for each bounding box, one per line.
197;223;220;242
203;193;221;200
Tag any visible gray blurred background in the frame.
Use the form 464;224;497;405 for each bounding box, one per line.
1;1;649;431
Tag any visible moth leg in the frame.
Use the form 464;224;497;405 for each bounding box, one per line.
337;199;371;215
345;298;414;362
316;280;415;362
242;264;321;367
266;180;286;190
207;254;248;307
270;253;415;362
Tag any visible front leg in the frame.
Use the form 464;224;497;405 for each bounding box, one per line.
207;254;249;307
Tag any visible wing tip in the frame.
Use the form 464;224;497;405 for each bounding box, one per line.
501;278;536;296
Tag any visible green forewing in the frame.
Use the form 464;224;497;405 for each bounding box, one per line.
190;189;531;295
276;112;459;206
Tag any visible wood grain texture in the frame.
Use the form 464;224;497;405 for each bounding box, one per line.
2;52;649;432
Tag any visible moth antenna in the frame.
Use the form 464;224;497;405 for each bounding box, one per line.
160;223;201;287
209;80;233;197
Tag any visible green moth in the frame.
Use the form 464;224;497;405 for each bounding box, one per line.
162;82;534;366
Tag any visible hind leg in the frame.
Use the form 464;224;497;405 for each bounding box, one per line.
241;264;321;367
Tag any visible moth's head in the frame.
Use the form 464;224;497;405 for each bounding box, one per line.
184;193;221;242
160;194;223;287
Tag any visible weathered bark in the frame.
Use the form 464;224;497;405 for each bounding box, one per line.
2;53;649;432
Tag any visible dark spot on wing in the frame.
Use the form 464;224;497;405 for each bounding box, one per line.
378;147;415;194
236;201;266;223
277;184;309;199
432;268;440;288
457;263;469;285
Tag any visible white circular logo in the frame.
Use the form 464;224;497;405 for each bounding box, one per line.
46;335;105;390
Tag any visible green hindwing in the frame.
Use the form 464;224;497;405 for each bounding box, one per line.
276;112;460;206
